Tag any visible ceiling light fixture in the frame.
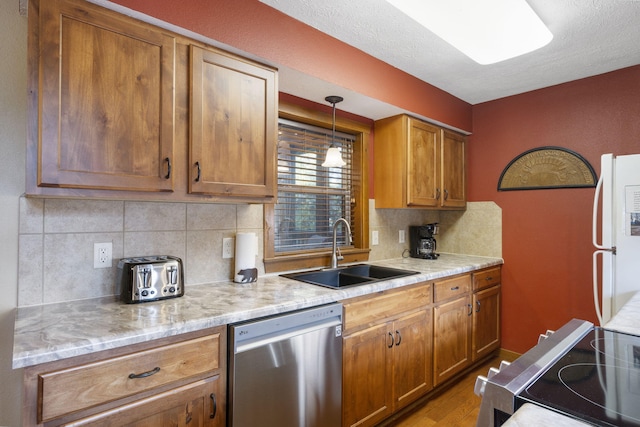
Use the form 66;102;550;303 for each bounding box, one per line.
322;95;346;168
385;0;553;65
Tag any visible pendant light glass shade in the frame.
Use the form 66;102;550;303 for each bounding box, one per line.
322;95;346;168
322;146;346;168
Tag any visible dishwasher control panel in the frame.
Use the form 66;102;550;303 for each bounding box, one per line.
230;303;343;353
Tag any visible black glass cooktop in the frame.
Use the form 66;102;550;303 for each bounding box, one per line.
518;328;640;426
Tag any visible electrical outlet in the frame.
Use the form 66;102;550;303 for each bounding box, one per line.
399;230;406;243
372;230;379;246
93;242;112;269
222;237;234;259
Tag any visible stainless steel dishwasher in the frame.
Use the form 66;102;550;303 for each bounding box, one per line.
228;303;343;427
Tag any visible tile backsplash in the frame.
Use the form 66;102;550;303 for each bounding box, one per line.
368;200;502;261
18;197;501;307
18;197;263;306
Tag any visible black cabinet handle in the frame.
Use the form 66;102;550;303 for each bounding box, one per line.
194;161;201;182
451;286;460;291
476;301;481;312
164;157;171;179
128;366;160;379
388;331;394;348
467;304;473;316
435;188;441;200
395;330;402;346
210;393;217;419
444;189;449;200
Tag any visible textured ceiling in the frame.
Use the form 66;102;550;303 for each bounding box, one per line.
260;0;640;105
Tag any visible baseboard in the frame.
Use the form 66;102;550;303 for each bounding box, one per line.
499;348;521;361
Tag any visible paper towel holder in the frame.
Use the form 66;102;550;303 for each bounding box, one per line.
234;232;258;283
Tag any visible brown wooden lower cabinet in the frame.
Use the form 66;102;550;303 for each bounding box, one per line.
343;322;393;427
472;266;502;362
341;282;433;427
472;285;501;361
342;309;433;427
61;376;222;427
433;293;472;386
343;267;501;426
391;310;433;410
22;327;226;427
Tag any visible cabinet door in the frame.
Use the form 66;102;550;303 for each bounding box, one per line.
440;130;466;208
64;376;223;427
38;0;175;192
392;310;433;411
472;285;501;361
433;295;472;386
190;45;276;199
343;323;393;427
407;118;440;207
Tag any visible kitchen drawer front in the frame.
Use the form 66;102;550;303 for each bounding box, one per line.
342;282;432;332
473;267;501;291
433;274;471;303
39;333;220;422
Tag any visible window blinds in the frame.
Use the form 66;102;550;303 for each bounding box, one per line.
275;119;355;253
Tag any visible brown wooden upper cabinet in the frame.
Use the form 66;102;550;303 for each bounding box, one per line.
27;0;278;203
374;115;466;209
35;0;176;193
189;46;277;199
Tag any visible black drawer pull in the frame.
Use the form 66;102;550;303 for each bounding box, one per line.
164;157;171;179
194;161;201;182
485;276;493;281
450;286;460;291
388;331;394;348
128;366;160;379
395;330;402;346
210;393;217;419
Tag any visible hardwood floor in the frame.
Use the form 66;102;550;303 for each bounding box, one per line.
387;353;518;427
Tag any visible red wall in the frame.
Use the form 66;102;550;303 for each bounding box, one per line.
469;65;640;353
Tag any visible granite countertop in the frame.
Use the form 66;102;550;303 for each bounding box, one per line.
13;253;503;369
604;291;640;335
502;404;591;427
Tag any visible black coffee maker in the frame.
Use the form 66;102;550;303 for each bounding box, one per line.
409;223;439;259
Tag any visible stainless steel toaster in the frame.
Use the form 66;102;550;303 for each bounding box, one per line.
116;255;184;303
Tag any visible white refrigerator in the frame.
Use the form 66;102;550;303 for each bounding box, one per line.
592;153;640;325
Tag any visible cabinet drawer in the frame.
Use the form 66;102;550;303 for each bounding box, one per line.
39;334;220;422
473;267;501;291
343;282;432;332
433;275;471;303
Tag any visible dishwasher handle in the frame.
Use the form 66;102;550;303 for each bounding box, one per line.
235;318;342;354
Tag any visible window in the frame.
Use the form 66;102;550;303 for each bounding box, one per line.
264;101;370;273
275;119;354;253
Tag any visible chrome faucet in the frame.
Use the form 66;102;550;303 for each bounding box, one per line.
330;218;352;269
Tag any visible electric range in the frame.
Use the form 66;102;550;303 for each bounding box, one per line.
475;319;640;426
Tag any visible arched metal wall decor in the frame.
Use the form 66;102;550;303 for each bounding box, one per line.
498;146;597;191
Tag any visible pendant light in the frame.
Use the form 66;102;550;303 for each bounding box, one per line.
322;95;346;168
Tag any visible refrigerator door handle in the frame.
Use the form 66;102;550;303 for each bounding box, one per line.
592;169;617;254
593;249;608;326
593;173;607;250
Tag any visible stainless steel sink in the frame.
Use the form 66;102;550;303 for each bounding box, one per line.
281;264;419;289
